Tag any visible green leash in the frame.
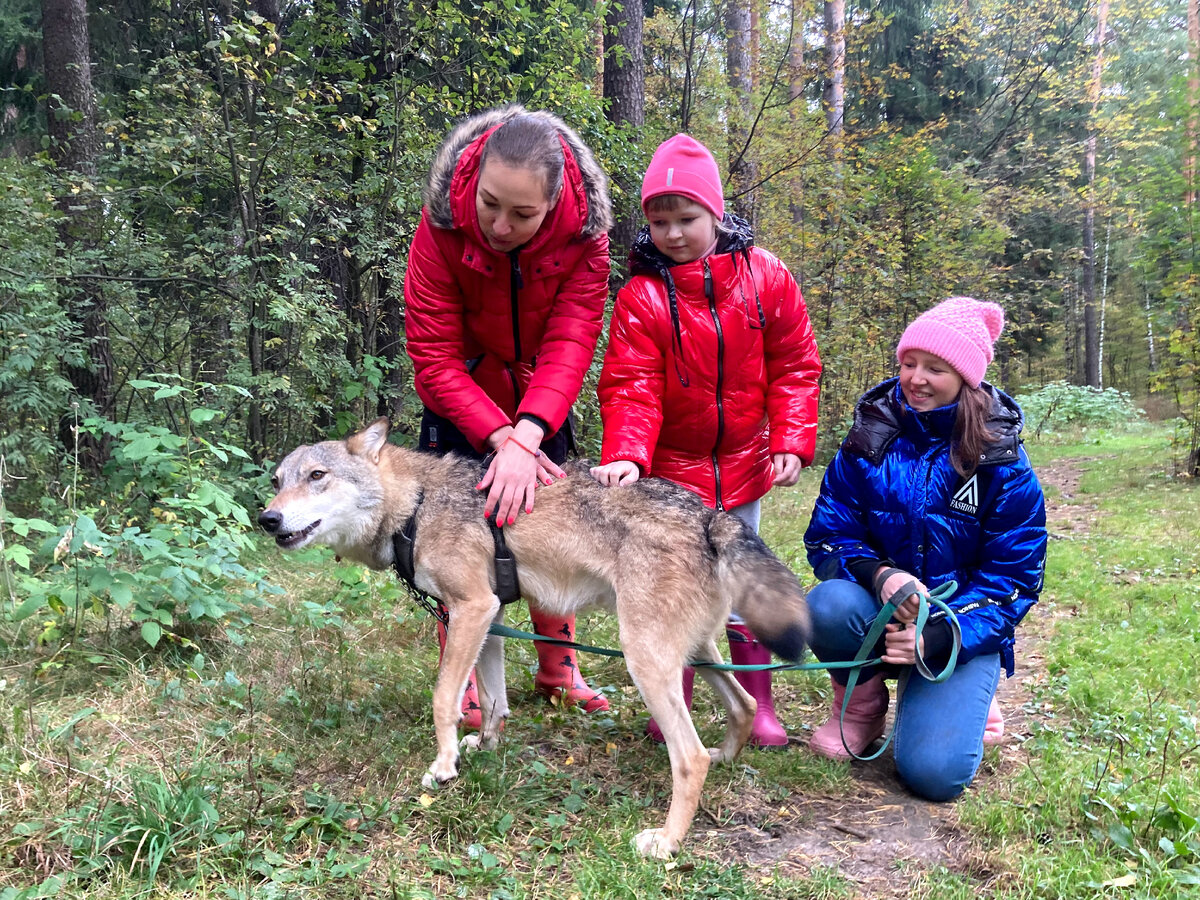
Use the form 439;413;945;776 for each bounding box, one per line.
482;581;960;681
836;581;961;761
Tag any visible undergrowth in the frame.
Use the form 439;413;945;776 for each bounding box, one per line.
0;424;1197;898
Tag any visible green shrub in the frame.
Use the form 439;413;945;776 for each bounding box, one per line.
0;379;279;651
1016;381;1145;437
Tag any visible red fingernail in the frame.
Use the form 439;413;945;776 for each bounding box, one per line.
507;516;515;526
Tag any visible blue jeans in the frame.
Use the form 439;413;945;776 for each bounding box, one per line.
807;578;1000;801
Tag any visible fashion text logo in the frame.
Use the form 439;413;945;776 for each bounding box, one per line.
950;474;980;516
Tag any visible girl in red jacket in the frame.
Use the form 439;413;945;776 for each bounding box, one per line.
404;106;613;729
591;134;822;745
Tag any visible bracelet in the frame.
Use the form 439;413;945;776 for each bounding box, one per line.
503;435;541;458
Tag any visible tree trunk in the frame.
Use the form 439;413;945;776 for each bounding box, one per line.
789;0;807;227
726;0;756;225
1082;0;1109;388
603;0;645;282
42;0;113;469
823;1;845;145
1188;0;1199;205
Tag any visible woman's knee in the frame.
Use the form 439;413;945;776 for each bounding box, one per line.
894;739;980;802
808;579;872;634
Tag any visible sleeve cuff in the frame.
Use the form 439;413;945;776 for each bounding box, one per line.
846;557;895;591
919;618;954;666
516;413;550;437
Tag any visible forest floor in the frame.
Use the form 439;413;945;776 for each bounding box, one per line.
695;457;1089;897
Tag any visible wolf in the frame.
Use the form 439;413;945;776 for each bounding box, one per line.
258;418;810;858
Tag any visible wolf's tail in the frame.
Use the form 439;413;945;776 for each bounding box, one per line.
708;512;810;663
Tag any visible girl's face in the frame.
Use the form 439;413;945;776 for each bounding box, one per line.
899;349;964;411
647;200;719;264
475;160;554;252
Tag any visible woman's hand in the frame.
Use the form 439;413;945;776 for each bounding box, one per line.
477;422;564;524
590;460;641;487
881;622;923;665
874;567;928;625
772;452;802;486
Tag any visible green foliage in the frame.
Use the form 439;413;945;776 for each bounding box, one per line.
19;765;229;885
0;378;276;650
1017;380;1146;437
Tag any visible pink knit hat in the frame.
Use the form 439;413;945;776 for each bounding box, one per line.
641;134;725;219
895;296;1005;388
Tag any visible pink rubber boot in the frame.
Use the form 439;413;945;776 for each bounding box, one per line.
530;611;611;713
727;623;789;747
808;675;889;760
983;695;1004;745
646;668;695;743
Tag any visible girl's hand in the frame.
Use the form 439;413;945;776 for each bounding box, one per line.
772;452;802;486
882;622;923;665
590;460;641;487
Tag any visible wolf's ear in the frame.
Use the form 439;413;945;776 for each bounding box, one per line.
346;417;390;463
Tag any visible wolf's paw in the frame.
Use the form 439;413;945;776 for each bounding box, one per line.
460;733;482;751
633;828;679;860
422;757;459;790
708;746;733;764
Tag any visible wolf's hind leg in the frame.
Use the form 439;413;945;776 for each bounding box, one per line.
693;637;756;762
423;596;498;789
622;625;709;859
468;610;509;750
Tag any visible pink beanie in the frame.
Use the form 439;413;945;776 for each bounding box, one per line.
641;134;725;219
895;296;1005;388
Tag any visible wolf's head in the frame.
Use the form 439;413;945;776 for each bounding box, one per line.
258;418;391;558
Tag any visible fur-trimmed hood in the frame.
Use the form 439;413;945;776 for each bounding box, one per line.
422;105;613;239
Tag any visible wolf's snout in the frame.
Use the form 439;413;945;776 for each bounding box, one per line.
258;509;283;533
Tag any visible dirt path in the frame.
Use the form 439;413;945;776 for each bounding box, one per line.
704;459;1086;897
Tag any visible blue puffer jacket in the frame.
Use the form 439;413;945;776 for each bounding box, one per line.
804;378;1047;675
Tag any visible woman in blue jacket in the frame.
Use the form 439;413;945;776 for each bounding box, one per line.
803;296;1046;801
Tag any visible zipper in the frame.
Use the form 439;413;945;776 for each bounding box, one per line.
509;250;524;361
705;259;726;510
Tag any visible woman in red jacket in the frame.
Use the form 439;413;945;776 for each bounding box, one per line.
404;106;613;729
592;134;822;745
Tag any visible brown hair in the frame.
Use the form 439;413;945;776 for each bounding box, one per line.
951;384;997;477
480;114;565;204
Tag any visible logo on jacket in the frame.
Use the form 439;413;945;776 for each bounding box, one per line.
949;474;980;516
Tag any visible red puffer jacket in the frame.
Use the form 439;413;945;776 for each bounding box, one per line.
599;222;822;510
404;106;612;450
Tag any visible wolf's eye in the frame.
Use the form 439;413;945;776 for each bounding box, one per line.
309;470;326;481
270;475;279;490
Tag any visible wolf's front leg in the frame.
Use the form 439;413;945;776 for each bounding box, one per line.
423;596;498;789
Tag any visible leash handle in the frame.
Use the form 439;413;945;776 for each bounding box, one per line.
837;581;959;761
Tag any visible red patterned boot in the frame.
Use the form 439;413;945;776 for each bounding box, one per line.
436;611;482;732
727;622;789;747
530;611;610;713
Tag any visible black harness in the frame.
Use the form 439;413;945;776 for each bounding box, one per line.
391;490;521;605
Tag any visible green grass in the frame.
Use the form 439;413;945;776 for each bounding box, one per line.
1;425;1197;898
